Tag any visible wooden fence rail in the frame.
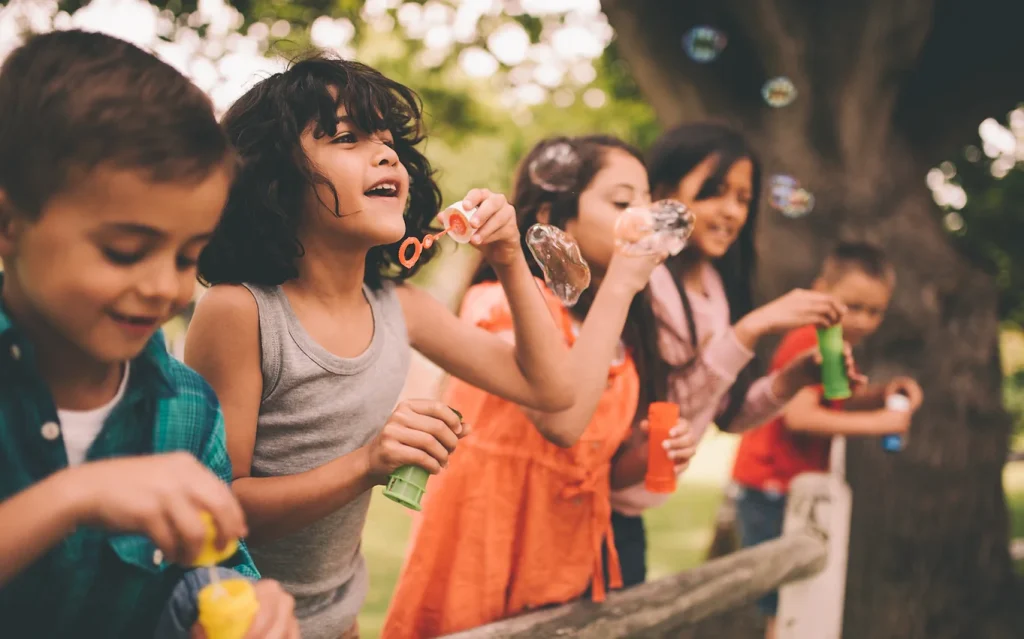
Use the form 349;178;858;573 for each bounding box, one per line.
443;532;826;639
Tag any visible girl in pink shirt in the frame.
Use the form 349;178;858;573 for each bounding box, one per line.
610;122;847;585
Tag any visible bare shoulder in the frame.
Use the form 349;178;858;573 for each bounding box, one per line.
186;285;260;364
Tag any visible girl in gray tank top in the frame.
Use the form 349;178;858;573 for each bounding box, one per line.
187;54;574;639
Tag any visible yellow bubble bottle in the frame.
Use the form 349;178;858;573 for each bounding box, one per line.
194;513;257;639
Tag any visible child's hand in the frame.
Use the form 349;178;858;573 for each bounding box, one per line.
605;249;668;297
71;453;247;565
735;289;846;346
364;400;468;482
190;580;299;638
776;343;864;398
460;189;521;266
885;377;923;411
879;408;913;435
640;418;698;475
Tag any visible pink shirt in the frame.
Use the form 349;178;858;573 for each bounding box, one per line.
610;263;786;516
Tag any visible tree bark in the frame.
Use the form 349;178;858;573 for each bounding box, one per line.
601;1;1024;637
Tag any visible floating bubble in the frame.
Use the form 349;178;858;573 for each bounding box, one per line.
614;199;696;257
762;76;797;108
682;26;727;63
525;223;591;307
528;142;580;192
783;188;815;218
769;175;814;218
769;175;798;211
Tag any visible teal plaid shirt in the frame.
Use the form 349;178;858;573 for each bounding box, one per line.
0;287;259;638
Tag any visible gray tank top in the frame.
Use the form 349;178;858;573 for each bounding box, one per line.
242;281;409;639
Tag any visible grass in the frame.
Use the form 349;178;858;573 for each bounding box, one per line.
357;432;1024;638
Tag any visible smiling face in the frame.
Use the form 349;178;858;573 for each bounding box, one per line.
300;109;410;249
668;155;753;260
0;166;230;364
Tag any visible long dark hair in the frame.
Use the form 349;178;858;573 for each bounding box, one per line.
474;135;667;412
197;52;442;289
646;122;762;430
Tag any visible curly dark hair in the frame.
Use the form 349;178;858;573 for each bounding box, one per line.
197;52;442;289
475;135;668;412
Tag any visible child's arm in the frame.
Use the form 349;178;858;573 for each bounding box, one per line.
0;454;246;586
400;189;574;413
783;387;914;436
186;287;464;546
508;253;655;447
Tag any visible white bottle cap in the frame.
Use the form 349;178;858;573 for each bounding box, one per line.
885;394;911;412
438;202;478;244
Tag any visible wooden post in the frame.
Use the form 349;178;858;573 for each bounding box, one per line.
776;470;853;639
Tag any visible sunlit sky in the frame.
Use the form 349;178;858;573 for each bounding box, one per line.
0;0;1020;216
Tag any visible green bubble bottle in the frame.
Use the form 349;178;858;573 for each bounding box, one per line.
817;325;852;401
383;408;463;511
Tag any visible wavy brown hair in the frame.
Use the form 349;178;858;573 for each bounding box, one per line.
198;52;442;289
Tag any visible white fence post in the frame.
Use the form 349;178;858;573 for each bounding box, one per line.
776;463;852;639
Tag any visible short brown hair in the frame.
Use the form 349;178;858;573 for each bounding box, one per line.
820;241;895;286
0;30;231;217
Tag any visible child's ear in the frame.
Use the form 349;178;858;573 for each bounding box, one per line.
0;189;23;259
535;203;552;226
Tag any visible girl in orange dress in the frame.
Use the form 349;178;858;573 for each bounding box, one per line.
382;135;698;638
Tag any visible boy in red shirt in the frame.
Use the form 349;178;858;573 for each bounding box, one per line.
730;241;923;639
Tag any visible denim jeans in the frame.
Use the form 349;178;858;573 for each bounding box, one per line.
153;567;250;639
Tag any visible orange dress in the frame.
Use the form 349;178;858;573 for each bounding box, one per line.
381;282;640;639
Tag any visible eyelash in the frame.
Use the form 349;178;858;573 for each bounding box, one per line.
614;202;630;210
331;132;396;149
103;249;197;270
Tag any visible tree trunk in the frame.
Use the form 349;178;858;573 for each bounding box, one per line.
601;1;1024;637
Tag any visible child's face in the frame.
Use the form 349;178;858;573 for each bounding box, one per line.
670;155;753;260
816;270;893;346
301;110;409;248
0;167;229;364
565;148;650;271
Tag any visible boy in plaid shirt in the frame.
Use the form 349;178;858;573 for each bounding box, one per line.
0;30;296;638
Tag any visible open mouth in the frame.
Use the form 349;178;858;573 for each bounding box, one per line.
109;311;160;330
364;179;400;198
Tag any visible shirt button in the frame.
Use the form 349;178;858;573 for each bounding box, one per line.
9;344;21;361
152;549;164;565
40;422;61;441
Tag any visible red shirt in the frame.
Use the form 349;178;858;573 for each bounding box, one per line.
730;325;832;494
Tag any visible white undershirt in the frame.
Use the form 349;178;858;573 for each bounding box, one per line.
58;363;130;467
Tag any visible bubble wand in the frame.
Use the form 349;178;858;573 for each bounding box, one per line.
398;203;475;269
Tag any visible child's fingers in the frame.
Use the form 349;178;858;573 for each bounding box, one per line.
673;460;691;475
462;188;491;212
403;399;464;436
638;419;650;433
164;496;207;565
399;412;459;454
144;510;180;565
472;205;516;245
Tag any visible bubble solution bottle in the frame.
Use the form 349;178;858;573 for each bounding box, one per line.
383;408;464;511
882;392;911;453
645;402;681;494
194;513;258;639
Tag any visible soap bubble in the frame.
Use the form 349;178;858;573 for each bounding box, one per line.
769;175;798;211
784;188;815;218
528;142;580;192
525;223;591;307
762;76;797;108
682;26;726;63
614;199;696;256
769;175;814;218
